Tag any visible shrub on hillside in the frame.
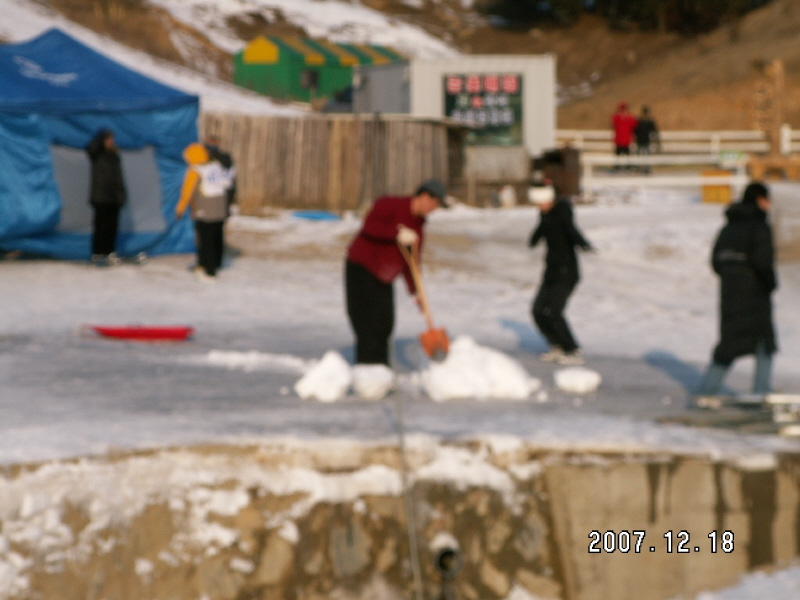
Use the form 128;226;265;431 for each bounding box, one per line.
479;0;773;35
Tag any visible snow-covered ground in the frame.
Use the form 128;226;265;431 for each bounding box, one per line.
673;564;800;600
2;187;800;598
2;187;799;460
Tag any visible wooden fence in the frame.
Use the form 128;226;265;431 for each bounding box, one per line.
199;113;460;215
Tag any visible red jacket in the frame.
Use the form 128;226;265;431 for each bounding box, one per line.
347;196;424;293
612;112;638;147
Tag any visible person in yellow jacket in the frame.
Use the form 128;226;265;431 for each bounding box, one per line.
176;143;235;281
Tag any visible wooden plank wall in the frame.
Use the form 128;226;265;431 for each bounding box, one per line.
200;113;451;215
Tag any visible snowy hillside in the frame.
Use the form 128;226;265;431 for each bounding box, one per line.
1;0;458;114
0;0;305;115
147;0;459;58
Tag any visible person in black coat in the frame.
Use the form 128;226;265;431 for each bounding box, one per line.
696;182;778;396
86;129;126;265
634;105;660;173
528;184;593;365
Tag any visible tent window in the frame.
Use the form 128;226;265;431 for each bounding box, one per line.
50;145;166;234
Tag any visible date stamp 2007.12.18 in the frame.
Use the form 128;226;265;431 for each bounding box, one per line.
588;530;734;554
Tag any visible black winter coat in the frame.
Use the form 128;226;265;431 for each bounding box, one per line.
529;199;592;283
86;133;126;207
711;202;777;364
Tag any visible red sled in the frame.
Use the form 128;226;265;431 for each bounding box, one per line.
89;325;194;341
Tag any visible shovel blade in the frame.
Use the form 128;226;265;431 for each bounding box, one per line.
419;328;449;361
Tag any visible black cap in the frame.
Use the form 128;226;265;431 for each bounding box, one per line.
416;178;448;206
742;181;769;205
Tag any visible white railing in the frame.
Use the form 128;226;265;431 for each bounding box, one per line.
557;129;770;155
580;153;750;191
780;124;800;155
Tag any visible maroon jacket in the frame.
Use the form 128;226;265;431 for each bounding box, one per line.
347;196;425;293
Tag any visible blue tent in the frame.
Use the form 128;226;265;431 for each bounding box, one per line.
0;28;199;259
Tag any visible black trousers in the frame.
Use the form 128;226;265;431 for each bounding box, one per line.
195;220;224;276
532;277;579;352
91;204;120;256
345;261;394;365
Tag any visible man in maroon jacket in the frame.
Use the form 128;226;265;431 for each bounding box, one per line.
345;179;447;365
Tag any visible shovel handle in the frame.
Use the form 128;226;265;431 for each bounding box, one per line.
397;241;435;329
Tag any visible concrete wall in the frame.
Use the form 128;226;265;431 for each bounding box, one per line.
464;146;530;182
768;181;800;260
1;441;798;600
352;62;410;114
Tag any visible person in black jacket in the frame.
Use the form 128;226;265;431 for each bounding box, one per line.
696;182;778;396
634;106;660;173
86;129;126;265
528;184;593;365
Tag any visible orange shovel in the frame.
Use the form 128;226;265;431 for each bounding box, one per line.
398;239;450;360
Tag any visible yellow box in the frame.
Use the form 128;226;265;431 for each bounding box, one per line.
701;170;732;204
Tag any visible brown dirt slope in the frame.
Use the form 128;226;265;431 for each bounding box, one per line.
359;0;800;130
555;0;800;129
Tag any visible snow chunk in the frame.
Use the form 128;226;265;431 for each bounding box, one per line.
421;336;539;401
554;367;602;394
352;364;395;400
688;563;800;600
415;446;514;495
429;531;460;552
277;520;300;544
193;521;238;548
504;583;557;600
0;555;30;597
135;558;154;577
294;351;352;403
230;557;255;574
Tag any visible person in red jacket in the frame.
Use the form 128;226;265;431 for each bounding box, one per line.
611;102;638;164
346;179;447;365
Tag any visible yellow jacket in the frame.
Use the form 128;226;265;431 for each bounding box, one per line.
175;143;208;218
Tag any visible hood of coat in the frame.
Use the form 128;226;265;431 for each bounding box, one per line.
86;129;115;160
183;142;209;166
725;201;766;223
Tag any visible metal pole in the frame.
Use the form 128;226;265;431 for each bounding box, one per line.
395;391;425;600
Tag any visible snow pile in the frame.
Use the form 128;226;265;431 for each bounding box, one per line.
421;336;540;402
684;563;800;600
554;367;602;394
0;535;29;598
293;337;540;403
294;351;352;403
414;444;515;495
352;364;396;400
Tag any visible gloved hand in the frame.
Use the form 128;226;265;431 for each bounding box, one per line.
397;225;419;247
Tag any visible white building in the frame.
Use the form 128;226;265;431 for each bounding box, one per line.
353;55;556;157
